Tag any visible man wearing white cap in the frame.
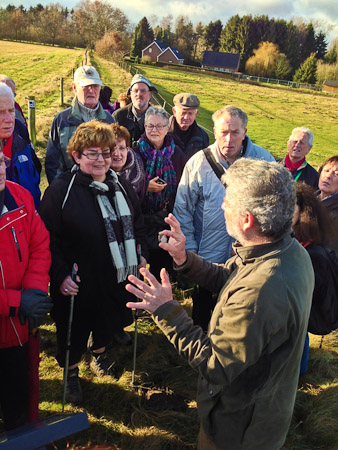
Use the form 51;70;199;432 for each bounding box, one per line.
45;65;115;184
113;74;158;146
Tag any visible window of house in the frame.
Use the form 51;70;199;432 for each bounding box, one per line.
149;48;152;53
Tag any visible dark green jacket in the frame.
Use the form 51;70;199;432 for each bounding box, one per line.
45;98;114;184
153;233;314;450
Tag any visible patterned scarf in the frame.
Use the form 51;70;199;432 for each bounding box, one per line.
90;171;138;283
138;133;177;213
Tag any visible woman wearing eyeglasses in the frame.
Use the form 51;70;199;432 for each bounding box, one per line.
110;123;146;202
39;121;147;405
133;106;187;279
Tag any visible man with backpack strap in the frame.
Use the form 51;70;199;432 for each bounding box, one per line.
173;105;274;331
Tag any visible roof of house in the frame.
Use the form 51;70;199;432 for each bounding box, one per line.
323;80;338;87
142;40;167;53
158;46;184;61
202;51;240;68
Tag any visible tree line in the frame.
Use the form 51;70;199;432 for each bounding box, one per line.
1;2;338;84
0;1;132;49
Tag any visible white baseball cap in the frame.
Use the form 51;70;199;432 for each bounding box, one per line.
73;65;102;87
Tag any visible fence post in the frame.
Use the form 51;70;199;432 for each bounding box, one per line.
27;96;36;147
60;78;64;107
163;100;166;109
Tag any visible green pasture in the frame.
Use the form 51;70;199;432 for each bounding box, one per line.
0;42;337;449
135;64;338;168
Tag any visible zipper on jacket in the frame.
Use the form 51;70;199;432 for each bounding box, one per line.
0;261;23;347
11;226;22;262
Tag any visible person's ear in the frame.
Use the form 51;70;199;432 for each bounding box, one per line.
72;151;81;164
241;210;255;232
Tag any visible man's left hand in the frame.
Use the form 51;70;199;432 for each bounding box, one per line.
126;267;173;314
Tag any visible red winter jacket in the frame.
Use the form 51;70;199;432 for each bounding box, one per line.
0;181;51;349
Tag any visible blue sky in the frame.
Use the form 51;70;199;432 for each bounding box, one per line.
1;0;338;43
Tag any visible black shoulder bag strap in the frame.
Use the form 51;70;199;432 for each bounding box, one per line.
203;147;225;181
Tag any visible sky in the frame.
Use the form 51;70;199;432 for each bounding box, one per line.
1;0;338;43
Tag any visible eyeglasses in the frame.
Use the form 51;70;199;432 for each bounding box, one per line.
130;88;149;95
82;149;112;160
115;145;128;152
0;156;11;168
145;124;167;131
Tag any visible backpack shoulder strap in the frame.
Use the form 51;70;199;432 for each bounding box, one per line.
203;147;225;180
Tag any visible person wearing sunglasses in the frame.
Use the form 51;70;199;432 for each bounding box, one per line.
39;120;147;405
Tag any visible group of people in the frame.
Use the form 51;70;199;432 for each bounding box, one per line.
1;64;338;450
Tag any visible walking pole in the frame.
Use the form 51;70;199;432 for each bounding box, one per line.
131;246;142;386
62;263;78;412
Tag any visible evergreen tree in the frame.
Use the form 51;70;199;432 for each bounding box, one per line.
293;52;317;84
315;31;328;59
203;20;222;51
236;15;255;70
300;23;316;62
130;16;154;58
220;14;241;53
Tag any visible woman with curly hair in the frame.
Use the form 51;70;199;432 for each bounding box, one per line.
39;120;147;404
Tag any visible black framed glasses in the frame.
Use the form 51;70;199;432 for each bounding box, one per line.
0;156;11;168
145;124;166;131
82;149;112;160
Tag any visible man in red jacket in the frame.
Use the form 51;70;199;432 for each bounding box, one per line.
0;143;51;431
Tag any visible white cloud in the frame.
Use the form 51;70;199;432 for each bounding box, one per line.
1;0;337;41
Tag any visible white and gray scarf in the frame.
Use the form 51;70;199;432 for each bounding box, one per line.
90;173;138;283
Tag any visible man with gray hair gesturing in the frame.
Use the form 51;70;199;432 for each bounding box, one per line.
125;158;314;450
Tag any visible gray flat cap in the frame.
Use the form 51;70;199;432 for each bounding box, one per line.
173;93;200;109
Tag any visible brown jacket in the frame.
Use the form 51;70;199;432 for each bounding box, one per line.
153;233;314;450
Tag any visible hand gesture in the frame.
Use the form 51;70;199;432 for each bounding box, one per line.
126;267;173;314
158;213;187;266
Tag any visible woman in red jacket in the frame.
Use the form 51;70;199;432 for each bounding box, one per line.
0;144;51;431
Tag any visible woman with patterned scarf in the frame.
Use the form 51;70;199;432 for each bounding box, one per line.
39;121;147;405
133;106;187;280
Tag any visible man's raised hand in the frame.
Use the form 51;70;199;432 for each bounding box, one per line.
158;213;187;266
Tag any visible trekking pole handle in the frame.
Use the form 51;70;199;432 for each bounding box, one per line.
71;263;78;283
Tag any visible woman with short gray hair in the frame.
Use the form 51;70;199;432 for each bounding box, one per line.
134;105;187;279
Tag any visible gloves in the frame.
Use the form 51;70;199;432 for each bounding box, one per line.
18;289;53;327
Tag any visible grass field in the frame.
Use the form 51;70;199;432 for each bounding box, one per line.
0;42;337;450
135;64;338;167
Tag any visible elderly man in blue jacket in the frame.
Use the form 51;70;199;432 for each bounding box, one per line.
173;105;274;330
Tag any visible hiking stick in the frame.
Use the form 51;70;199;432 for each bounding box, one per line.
62;263;78;412
131;246;143;386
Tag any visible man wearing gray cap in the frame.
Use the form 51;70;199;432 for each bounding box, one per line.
113;74;158;146
45;65;115;184
169;93;209;159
